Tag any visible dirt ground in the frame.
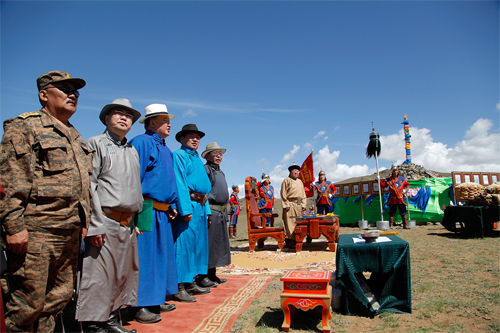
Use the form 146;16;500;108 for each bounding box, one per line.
231;223;500;333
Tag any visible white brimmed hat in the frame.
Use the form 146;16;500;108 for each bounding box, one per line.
139;104;175;124
201;142;226;159
99;98;141;125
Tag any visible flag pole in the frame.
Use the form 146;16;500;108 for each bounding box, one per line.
374;150;384;222
366;122;385;222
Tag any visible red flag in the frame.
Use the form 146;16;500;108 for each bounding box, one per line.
299;152;314;198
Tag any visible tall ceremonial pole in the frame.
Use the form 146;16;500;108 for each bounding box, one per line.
403;113;412;164
366;123;384;222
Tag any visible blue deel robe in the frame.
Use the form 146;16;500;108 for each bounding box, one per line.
130;130;179;306
172;145;212;283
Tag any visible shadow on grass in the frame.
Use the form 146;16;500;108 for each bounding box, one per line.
429;229;500;239
256;307;327;333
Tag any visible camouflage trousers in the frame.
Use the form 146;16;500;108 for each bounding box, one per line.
4;228;80;333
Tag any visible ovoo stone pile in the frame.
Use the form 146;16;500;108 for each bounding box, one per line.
393;163;445;180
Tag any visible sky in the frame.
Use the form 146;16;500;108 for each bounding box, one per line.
1;0;499;198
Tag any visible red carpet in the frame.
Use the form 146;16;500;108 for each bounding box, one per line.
124;275;272;333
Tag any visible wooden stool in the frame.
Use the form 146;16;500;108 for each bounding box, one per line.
280;270;333;333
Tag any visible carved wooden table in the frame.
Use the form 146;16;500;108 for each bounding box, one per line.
293;216;339;252
280;270;333;333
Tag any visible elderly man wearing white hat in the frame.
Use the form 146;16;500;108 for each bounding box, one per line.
198;142;231;286
129;104;181;324
77;98;142;333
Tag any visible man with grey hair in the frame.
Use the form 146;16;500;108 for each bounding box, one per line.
199;142;230;286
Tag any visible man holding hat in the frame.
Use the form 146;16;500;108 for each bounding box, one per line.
129;104;180;322
281;164;307;249
258;173;275;227
200;142;230;286
76;98;143;333
311;171;337;215
1;71;92;332
172;124;213;301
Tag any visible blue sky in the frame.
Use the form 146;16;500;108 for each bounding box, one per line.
2;0;499;198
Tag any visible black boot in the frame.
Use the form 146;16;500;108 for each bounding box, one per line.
198;274;218;288
208;267;227;284
82;321;107;333
131;307;162;324
173;282;197;302
105;310;138;333
159;303;176;312
186;277;211;295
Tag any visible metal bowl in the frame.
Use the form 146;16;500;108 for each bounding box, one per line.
360;230;380;242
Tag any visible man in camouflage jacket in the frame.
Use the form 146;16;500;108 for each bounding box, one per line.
0;71;92;332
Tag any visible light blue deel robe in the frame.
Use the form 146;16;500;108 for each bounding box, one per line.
172;145;212;283
130;130;179;306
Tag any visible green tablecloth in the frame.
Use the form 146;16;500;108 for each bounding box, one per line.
441;206;500;237
335;234;411;316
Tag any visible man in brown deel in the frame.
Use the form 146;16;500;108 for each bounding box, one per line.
0;71;92;332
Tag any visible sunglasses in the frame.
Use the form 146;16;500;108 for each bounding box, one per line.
45;86;80;98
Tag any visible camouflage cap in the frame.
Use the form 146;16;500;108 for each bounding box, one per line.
37;70;86;91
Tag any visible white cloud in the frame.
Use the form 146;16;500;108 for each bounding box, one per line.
269;117;500;198
324;136;328;140
256;158;269;166
281;145;300;163
183;109;197;117
314;131;326;139
496;102;500;112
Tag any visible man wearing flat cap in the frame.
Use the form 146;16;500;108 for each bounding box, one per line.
281;164;307;249
199;142;230;286
0;71;92;332
129;104;180;323
76;99;143;333
172;124;213;301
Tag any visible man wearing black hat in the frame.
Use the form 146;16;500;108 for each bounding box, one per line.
0;71;92;332
281;164;307;248
172;124;213;301
76;99;143;333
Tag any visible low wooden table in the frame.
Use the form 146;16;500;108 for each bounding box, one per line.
280;270;333;333
293;216;339;252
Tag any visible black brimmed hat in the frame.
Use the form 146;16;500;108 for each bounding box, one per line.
288;163;301;172
175;124;205;142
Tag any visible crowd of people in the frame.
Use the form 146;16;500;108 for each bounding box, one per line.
0;70;410;333
0;71;232;333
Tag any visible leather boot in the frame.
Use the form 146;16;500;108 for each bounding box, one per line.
198;274;218;288
208;267;227;284
173;283;196;302
402;215;410;229
233;225;237;238
105;310;138;333
229;226;235;239
186;277;211;295
82;321;107;333
389;216;394;228
131;307;162;324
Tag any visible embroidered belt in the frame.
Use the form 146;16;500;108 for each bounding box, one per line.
102;208;135;227
209;204;228;214
190;192;209;205
144;198;171;212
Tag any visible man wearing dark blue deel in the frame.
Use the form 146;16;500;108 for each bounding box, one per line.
129;104;180;323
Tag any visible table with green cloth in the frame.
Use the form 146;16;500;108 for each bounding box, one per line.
335;234;411;316
441;206;500;238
